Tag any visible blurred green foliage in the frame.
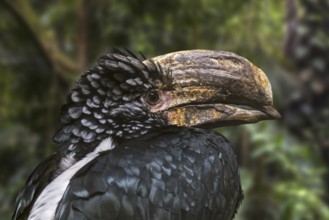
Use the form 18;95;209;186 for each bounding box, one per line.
218;121;329;220
0;0;328;219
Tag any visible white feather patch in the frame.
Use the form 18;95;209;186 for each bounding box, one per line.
28;138;115;220
59;153;76;171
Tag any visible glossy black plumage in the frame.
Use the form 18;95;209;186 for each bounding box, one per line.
55;127;242;220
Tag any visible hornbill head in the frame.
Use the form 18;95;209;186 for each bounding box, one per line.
54;49;279;154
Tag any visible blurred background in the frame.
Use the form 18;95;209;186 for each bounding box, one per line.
0;0;329;219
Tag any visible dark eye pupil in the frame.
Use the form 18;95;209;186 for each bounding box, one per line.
147;90;160;104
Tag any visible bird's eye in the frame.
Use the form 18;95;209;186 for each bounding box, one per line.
145;90;161;105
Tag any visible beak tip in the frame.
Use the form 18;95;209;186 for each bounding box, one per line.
262;106;281;119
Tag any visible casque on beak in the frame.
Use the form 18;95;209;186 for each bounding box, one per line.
150;50;280;128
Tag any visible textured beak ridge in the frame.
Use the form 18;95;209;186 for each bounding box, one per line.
150;50;280;128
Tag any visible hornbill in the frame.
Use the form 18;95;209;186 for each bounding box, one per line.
13;49;279;220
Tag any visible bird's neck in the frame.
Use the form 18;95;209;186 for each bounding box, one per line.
55;136;116;178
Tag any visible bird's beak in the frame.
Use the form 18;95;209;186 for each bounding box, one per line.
151;50;280;128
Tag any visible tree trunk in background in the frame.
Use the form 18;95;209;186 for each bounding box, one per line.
76;0;88;72
284;0;329;202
